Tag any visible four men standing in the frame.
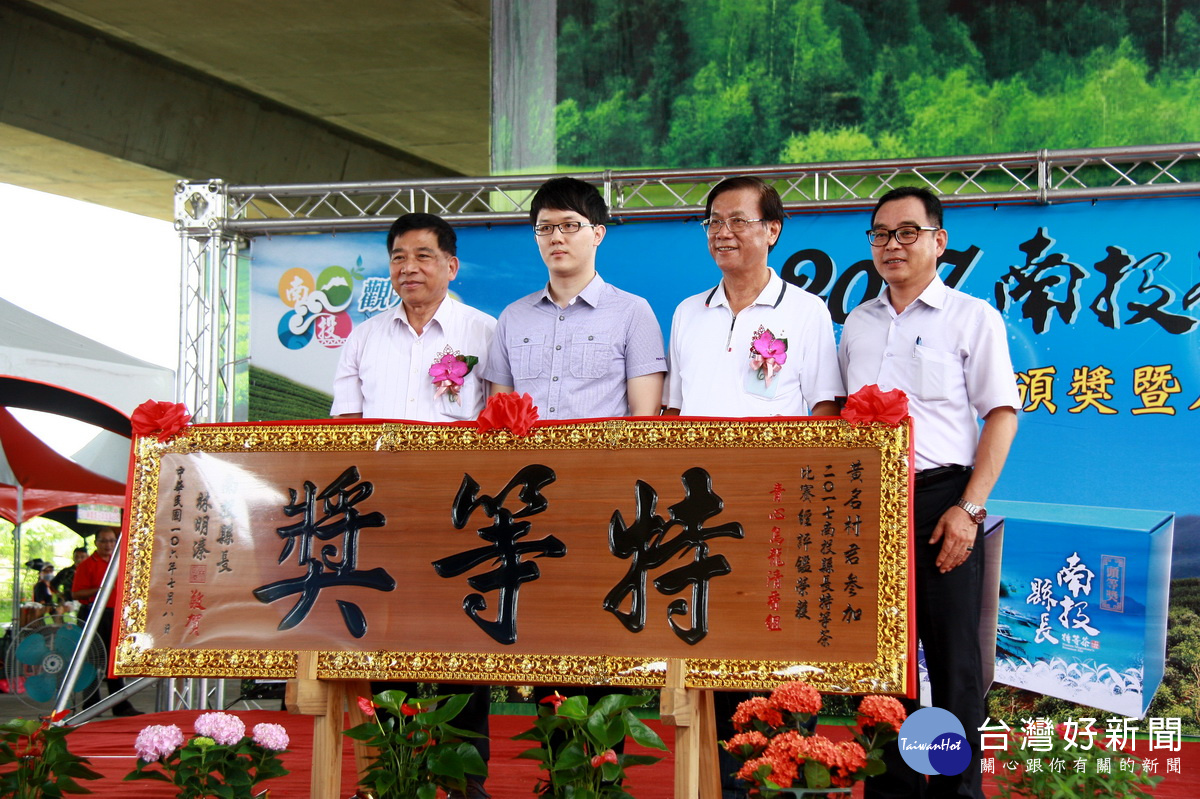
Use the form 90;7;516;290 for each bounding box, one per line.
321;178;1016;797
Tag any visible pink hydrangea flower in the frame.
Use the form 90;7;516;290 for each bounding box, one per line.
194;712;246;746
251;722;290;752
134;724;185;762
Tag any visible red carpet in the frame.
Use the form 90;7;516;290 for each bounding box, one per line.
56;710;1197;797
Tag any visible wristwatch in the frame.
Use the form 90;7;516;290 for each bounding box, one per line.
956;498;987;524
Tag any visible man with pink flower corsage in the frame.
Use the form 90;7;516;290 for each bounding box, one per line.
664;176;842;419
330;212;495;799
663;176;843;799
840;187;1019;799
332;212;496;423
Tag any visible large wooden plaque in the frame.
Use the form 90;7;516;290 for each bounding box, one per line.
115;417;913;694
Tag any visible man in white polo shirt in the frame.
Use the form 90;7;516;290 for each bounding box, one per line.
331;212;495;799
665;176;842;418
664;176;842;799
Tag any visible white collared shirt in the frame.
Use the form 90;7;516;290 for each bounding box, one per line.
838;277;1020;470
330;296;496;421
666;269;843;416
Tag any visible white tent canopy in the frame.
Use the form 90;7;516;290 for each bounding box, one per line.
0;296;175;416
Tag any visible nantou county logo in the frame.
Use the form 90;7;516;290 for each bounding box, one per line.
897;707;972;776
276;264;360;350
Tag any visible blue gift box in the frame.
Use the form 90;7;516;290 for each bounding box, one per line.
989;500;1173;718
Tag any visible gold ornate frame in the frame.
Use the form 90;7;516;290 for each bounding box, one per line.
118;418;912;694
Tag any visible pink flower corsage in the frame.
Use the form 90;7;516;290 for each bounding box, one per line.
429;350;478;403
750;328;788;388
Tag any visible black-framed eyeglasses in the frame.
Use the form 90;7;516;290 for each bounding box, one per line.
866;226;940;247
701;217;764;235
533;221;596;236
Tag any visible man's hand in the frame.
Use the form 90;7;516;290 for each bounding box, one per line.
930;505;977;573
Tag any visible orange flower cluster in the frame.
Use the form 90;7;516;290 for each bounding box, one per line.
730;696;785;732
770;681;822;715
722;730;769;759
735;731;868;790
856;694;907;733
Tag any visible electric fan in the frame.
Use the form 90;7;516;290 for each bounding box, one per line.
3;620;107;712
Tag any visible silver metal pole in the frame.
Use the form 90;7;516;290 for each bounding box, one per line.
10;485;23;634
52;540;122;717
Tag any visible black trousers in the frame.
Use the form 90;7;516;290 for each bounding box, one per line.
865;469;985;799
78;604;129;705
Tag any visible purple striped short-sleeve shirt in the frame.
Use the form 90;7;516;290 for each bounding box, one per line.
482;274;666;419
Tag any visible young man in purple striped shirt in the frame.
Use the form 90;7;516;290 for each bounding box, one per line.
482;177;666;418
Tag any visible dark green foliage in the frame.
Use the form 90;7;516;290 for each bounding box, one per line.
247;365;332;422
346;689;487;799
552;0;1200;169
514;692;666;798
0;716;103;797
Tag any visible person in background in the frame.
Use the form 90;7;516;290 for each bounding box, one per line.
331;211;495;799
51;545;88;601
840;186;1018;799
31;561;56;608
73;528;142;716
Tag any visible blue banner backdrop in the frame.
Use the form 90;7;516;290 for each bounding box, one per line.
249;196;1200;550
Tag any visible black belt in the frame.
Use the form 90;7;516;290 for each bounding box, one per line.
914;464;971;488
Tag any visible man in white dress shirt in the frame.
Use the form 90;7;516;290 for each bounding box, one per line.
332;212;495;421
840;187;1019;799
330;212;495;799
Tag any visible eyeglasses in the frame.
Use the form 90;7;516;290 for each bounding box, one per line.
701;217;764;235
866;226;940;247
533;221;596;236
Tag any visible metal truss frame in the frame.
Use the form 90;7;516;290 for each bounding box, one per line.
174;143;1200;423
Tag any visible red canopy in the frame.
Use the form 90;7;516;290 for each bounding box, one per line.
0;405;127;524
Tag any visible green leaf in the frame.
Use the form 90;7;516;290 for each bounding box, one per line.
556;694;591;720
123;769;173;783
803;758;831;789
619;753;663;767
623;712;667;750
454;741;488;776
343;725;380;742
416;691;471;725
515;746;551;764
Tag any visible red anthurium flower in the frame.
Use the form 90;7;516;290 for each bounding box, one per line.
131;399;191;442
399;703;420;716
590;749;619;768
539;691;565;710
356;696;376;717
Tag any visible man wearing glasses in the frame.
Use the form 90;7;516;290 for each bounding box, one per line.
664;175;842;418
840;186;1018;799
483;176;666;417
663;175;842;799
